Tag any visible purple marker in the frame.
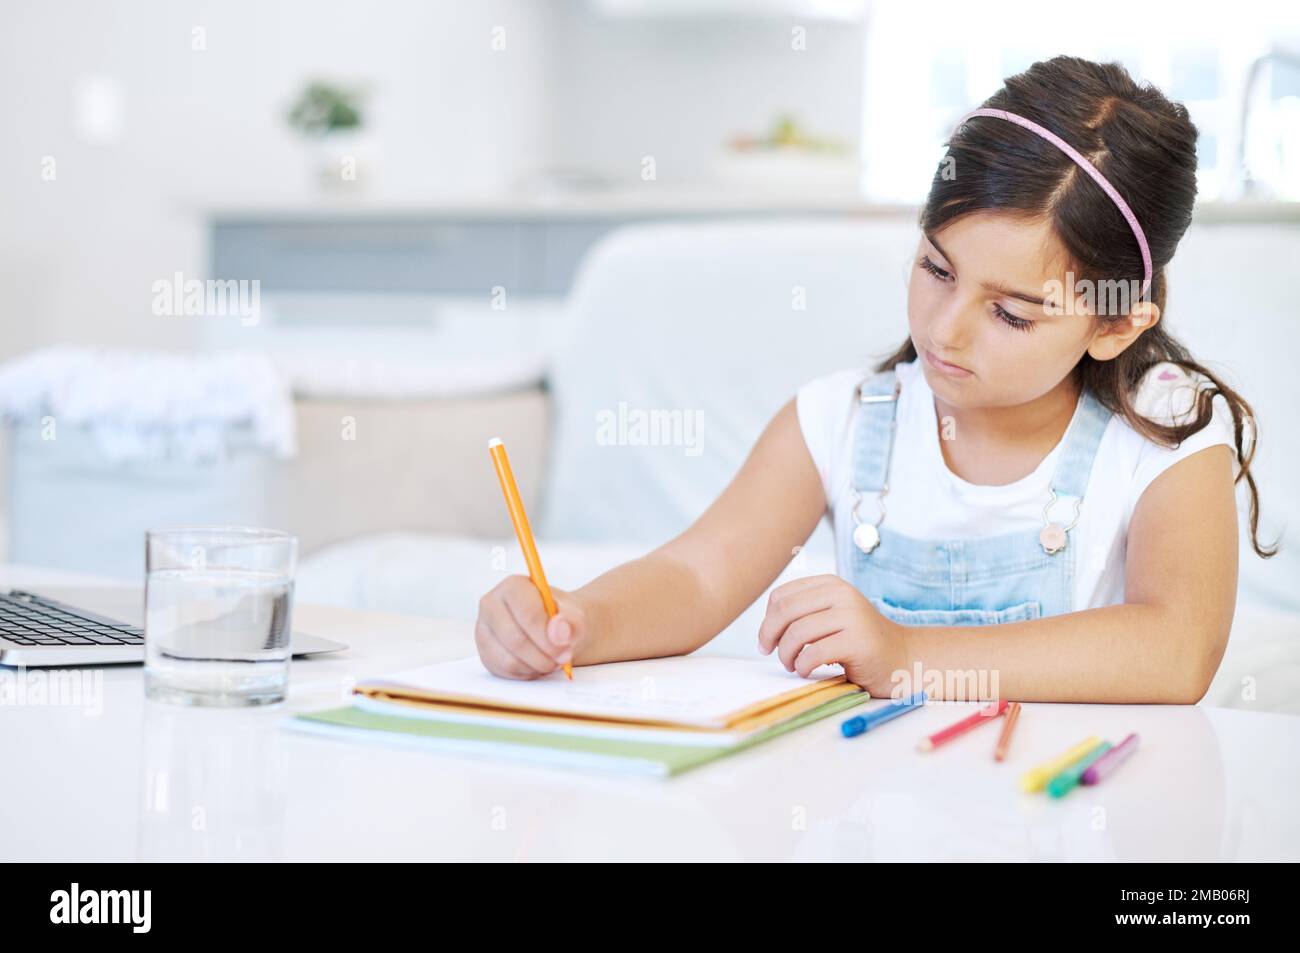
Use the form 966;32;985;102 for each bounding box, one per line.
1081;732;1139;785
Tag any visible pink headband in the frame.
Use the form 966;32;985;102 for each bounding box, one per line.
954;107;1152;301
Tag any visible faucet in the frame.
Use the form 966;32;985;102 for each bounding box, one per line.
1234;47;1300;200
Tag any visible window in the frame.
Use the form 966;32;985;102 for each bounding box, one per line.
858;0;1300;203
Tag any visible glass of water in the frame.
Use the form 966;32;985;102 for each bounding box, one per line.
144;526;297;707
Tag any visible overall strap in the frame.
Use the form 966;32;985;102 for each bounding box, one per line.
1048;388;1114;500
850;369;901;495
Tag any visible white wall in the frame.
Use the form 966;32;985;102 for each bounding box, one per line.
543;0;864;185
0;0;555;358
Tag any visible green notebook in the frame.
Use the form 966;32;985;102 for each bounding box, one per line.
287;689;871;779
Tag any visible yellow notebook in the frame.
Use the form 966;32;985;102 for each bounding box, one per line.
356;655;857;735
362;676;862;741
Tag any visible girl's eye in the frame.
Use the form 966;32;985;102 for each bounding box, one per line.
919;255;951;282
994;302;1034;332
920;253;1034;332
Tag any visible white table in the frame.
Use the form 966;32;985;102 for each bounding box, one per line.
2;578;1298;862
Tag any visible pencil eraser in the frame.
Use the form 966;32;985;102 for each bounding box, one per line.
488;437;503;448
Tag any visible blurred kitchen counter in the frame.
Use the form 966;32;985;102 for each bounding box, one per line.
196;187;914;222
196;191;1300;223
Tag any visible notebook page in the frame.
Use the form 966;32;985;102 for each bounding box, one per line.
360;655;847;729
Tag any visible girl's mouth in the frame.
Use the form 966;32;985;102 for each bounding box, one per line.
923;347;974;379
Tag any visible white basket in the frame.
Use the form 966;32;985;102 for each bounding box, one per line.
5;421;278;580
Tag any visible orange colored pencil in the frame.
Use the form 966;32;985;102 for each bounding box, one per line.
993;701;1022;762
488;437;571;680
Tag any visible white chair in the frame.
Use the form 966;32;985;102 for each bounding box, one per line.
538;217;919;544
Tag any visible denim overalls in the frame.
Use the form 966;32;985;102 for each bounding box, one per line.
847;368;1113;627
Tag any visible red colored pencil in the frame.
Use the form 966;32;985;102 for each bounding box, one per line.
918;699;1010;752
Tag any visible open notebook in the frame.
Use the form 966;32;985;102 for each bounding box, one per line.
287;656;871;778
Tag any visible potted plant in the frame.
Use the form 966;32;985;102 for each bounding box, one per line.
286;80;372;191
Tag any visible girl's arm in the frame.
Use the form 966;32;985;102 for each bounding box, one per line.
474;398;827;677
902;443;1239;703
571;398;827;665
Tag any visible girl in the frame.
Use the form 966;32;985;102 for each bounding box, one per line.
474;56;1275;703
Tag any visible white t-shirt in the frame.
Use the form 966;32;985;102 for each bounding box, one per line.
796;357;1239;611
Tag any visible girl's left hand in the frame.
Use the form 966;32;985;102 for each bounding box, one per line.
757;574;907;696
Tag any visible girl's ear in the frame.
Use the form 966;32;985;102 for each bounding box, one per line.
1086;301;1161;361
1128;300;1161;329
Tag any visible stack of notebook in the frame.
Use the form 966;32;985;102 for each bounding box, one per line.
287;656;870;778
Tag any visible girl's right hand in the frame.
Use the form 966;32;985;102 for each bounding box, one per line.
474;575;589;679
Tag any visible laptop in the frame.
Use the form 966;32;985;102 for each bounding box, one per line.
0;587;347;667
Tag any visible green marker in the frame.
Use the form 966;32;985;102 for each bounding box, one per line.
1046;741;1113;799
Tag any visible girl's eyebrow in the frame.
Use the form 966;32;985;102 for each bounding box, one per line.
925;233;1049;308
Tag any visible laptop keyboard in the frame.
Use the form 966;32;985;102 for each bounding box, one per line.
0;592;144;647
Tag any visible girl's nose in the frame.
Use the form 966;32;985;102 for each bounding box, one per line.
927;295;973;351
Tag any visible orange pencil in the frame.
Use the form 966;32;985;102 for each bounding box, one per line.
993;701;1022;762
488;437;572;680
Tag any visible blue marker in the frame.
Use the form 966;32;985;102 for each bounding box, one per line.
841;691;928;738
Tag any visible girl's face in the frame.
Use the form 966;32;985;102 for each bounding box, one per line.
906;211;1100;409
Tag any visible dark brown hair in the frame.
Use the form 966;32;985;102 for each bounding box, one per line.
875;55;1275;558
